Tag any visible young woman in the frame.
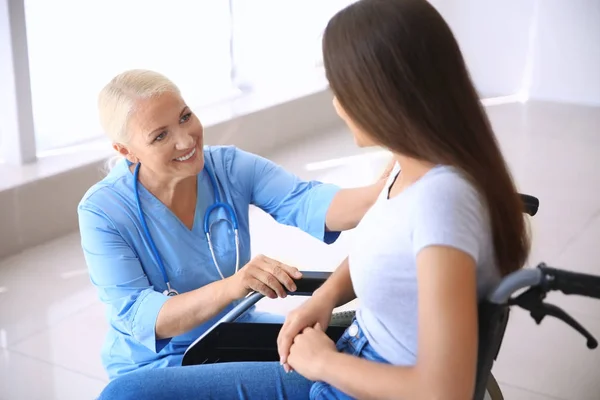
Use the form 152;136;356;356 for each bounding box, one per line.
98;0;530;398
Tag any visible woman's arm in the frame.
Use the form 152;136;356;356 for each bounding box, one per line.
324;182;385;232
157;254;302;339
325;157;396;231
78;204;237;348
288;246;478;399
155;280;235;339
79;204;300;346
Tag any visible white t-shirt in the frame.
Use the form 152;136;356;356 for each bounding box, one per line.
349;162;499;366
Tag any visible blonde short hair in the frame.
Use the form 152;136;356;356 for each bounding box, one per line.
98;69;181;144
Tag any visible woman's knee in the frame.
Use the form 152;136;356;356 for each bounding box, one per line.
98;373;145;400
310;381;354;400
98;367;180;400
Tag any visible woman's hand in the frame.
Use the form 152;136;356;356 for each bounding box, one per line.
277;292;337;371
378;157;397;181
287;323;337;381
324;158;396;232
226;254;302;300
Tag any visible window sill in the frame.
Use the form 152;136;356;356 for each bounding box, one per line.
0;71;339;259
0;69;333;193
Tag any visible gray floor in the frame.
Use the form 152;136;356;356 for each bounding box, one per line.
0;100;599;399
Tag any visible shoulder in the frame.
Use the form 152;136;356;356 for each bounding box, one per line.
409;165;490;261
78;159;132;225
411;165;484;215
203;145;267;173
203;145;278;193
202;145;236;166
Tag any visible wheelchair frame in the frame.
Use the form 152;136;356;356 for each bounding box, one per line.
182;194;600;399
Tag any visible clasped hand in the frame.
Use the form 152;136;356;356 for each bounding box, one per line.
287;322;338;380
228;255;338;379
277;295;339;380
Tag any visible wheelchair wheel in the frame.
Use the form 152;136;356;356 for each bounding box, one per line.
484;373;504;400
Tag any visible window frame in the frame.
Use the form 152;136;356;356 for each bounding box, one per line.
0;0;36;165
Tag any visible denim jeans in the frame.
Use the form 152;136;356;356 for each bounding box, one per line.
98;320;388;400
309;320;389;399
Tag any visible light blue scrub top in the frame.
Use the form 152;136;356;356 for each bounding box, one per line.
77;145;341;379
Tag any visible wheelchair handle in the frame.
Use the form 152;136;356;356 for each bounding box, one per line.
539;264;600;300
519;193;539;216
488;263;600;304
488;268;544;304
489;262;600;350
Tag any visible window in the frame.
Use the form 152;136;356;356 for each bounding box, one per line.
230;0;357;91
8;0;358;160
24;0;236;153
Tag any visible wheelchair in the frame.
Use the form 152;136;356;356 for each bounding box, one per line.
182;194;600;400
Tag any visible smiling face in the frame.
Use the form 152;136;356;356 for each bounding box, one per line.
114;91;204;181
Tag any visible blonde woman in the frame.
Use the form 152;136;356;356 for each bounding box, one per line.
79;69;386;380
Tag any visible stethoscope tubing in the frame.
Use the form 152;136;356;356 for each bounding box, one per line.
133;161;240;296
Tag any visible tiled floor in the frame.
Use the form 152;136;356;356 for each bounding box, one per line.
0;100;599;399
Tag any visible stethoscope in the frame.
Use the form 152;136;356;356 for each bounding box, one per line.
133;162;240;296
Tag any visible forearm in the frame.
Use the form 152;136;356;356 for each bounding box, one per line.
155;278;236;339
325;180;385;231
314;258;356;308
320;353;423;400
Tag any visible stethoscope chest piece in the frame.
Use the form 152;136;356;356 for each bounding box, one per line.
163;288;179;297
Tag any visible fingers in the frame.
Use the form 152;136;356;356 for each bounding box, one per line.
277;316;301;365
381;158;396;178
282;361;293;374
299;326;315;336
284;328;311;373
262;255;302;279
254;255;302;296
262;258;299;293
256;266;289;297
247;279;277;299
277;322;293;364
271;259;303;280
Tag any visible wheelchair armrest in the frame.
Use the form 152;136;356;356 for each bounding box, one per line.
292;271;332;295
182;271;335;366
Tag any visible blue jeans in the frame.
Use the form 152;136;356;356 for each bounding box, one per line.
98;320;388;400
309;321;389;399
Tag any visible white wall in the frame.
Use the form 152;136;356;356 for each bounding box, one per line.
430;0;600;105
431;0;536;98
528;0;600;106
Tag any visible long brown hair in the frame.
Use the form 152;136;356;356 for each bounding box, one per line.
322;0;530;276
